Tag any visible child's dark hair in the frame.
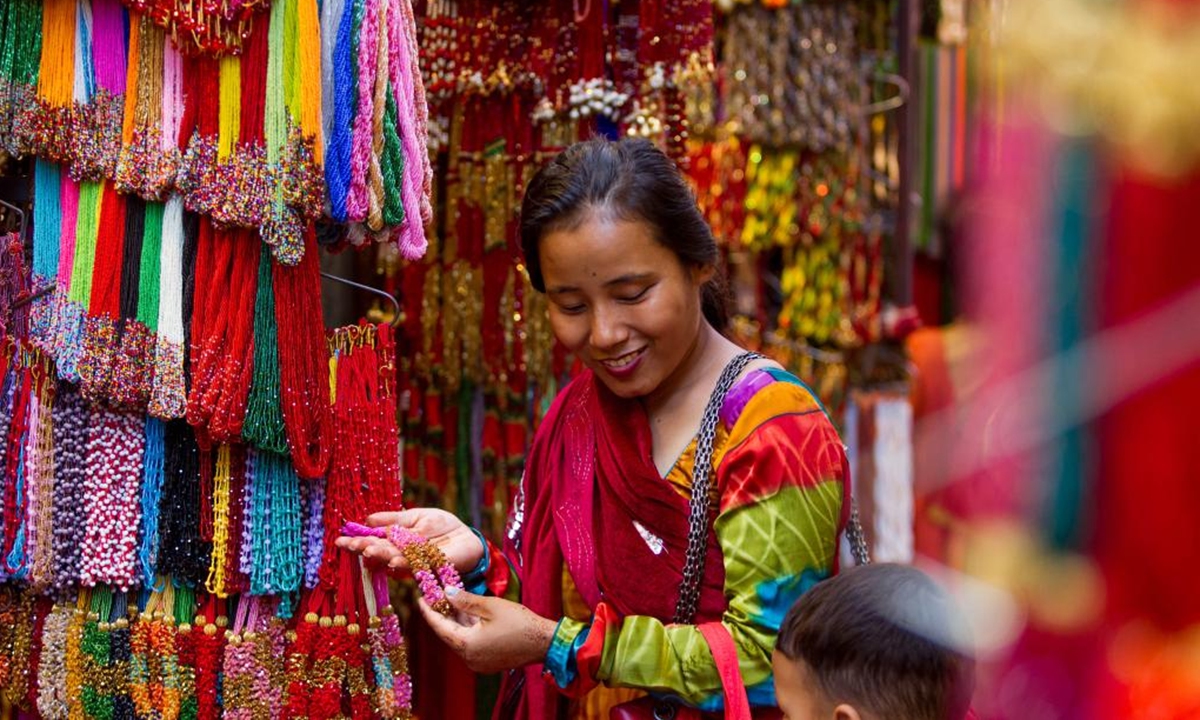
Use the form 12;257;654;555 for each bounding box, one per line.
777;563;975;720
519;137;730;331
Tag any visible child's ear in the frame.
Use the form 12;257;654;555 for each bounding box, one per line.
832;704;863;720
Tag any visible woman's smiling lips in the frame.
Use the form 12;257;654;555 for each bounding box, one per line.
597;347;646;378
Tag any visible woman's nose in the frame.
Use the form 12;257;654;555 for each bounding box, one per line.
589;305;629;350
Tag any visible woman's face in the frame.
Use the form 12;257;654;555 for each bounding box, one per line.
539;214;712;400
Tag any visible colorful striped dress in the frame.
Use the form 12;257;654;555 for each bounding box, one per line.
483;367;848;719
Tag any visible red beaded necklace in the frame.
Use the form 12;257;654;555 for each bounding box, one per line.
272;225;333;479
186;225;259;446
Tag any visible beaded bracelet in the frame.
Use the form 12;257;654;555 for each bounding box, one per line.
341;521;464;617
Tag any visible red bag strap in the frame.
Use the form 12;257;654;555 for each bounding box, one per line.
698;622;753;720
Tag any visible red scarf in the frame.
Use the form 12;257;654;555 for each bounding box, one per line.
497;371;726;719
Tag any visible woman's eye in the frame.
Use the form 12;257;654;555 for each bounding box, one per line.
617;287;650;303
558;304;586;315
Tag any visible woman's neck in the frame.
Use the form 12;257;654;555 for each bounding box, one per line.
641;322;734;421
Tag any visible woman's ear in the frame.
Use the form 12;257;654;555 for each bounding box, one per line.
691;263;716;286
832;703;863;720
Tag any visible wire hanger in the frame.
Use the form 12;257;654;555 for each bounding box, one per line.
860;72;909;116
319;271;402;328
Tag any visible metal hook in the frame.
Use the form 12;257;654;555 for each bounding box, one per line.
860;72;909;116
10;281;55;310
0;198;26;242
319;271;402;328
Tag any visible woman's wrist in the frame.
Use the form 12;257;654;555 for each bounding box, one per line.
460;527;491;593
542;616;591;687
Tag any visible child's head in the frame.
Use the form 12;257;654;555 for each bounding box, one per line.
773;563;974;720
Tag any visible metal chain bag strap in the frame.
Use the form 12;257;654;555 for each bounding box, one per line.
673;351;763;625
615;352;867;720
845;497;872;567
675;353;870;625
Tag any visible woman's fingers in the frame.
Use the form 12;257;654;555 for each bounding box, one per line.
416;596;470;653
335;536;409;574
364;511;403;527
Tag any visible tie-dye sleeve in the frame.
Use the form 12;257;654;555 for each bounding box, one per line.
543;378;847;710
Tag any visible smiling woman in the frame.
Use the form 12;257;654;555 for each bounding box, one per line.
338;138;850;720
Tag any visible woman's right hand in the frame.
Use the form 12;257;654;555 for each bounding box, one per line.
335;508;486;576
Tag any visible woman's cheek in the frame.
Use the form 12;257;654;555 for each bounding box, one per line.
548;312;587;352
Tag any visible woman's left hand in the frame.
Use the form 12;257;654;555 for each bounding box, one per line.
417;587;558;674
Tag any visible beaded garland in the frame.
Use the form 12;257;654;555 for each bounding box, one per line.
157;420;210;585
318;323;402;588
204;444;235;596
0;588;35;707
301;475;326;589
26;163;60;350
190;598;230;720
55;179;102;383
246;449;304;595
185;223;259;446
108;198;163;411
340;522;463;617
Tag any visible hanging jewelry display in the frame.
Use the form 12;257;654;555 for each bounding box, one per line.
80;408;146;589
362;564;412;719
272;226;333;480
13;0;72;165
723;3;860;152
36;602;73;719
118;0;271;57
0;0;42;157
221;595;287;719
28;161;60;349
149;197;188;419
0;1;903;717
185;223;259;446
21;348;55;591
114;17;181;201
71;0;127;183
318;322;401;588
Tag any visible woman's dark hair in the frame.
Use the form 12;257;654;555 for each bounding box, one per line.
777;564;976;720
519;138;730;331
